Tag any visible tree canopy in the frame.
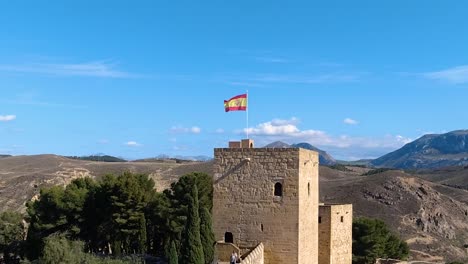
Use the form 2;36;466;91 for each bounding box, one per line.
353;217;409;264
20;171;214;263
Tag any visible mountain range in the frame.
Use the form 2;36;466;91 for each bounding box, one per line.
372;130;468;169
3;129;468;170
264;130;468;170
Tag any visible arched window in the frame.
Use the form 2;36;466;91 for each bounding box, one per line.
274;182;283;196
224;232;233;243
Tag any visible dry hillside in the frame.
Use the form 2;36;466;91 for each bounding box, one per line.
320;166;468;263
0;154;212;212
0;155;467;262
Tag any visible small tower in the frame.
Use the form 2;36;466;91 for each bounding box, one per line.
212;139;319;264
318;204;353;264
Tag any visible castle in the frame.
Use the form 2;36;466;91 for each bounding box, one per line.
212;139;352;264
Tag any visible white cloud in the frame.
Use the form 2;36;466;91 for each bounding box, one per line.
423;65;468;84
395;135;412;145
170;126;202;134
0;115;16;122
242;117;412;159
0;61;137;78
244;117;331;144
125;141;141;147
343;118;358;125
191;126;201;134
215;128;225;134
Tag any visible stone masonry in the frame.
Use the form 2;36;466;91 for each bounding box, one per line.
318;204;353;264
213;144;318;264
212;140;352;264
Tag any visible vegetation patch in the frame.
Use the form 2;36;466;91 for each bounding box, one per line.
65;155;127;162
327;164;353;172
0;172;214;263
361;168;394;176
353;217;409;264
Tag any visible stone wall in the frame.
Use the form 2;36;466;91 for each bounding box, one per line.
318;204;353;264
212;148;319;264
298;149;319;264
318;206;332;264
214;242;241;263
241;243;264;264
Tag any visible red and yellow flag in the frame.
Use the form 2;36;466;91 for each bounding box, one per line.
224;94;247;112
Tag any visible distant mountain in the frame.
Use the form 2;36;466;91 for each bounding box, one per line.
134;155;212;162
263;141;336;165
66;155;127;162
291;143;336;165
173;155;212;161
0;154;12;158
372;130;468;169
263;141;291;148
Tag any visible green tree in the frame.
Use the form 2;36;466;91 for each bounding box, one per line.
87;173;155;255
168;240;178;264
40;236;84;264
145;192;172;255
26;185;67;259
352;217;409;264
26;178;96;259
199;207;215;264
180;184;204;264
0;211;25;261
163;172;213;252
39;236;143;264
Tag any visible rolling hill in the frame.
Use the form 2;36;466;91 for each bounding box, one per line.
0;154;212;212
0;153;467;262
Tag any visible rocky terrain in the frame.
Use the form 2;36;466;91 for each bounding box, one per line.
320;166;468;263
372;130;468;169
0;154;467;262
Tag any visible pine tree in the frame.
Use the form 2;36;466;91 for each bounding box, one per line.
180;184;205;264
199;207;215;264
352;217;409;264
169;240;178;264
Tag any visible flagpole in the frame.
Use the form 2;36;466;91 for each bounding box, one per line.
246;90;249;139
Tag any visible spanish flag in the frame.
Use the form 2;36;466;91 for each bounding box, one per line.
224;94;247;112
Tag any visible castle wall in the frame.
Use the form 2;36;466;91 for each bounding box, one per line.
318;204;353;264
298;149;319;264
213;148;318;264
318;206;332;264
241;243;264;264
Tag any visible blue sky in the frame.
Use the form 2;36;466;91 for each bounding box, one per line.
1;1;468;160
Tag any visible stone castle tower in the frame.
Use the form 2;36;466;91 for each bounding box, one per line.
212;139;352;264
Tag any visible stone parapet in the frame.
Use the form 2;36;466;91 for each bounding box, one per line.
241;243;264;264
